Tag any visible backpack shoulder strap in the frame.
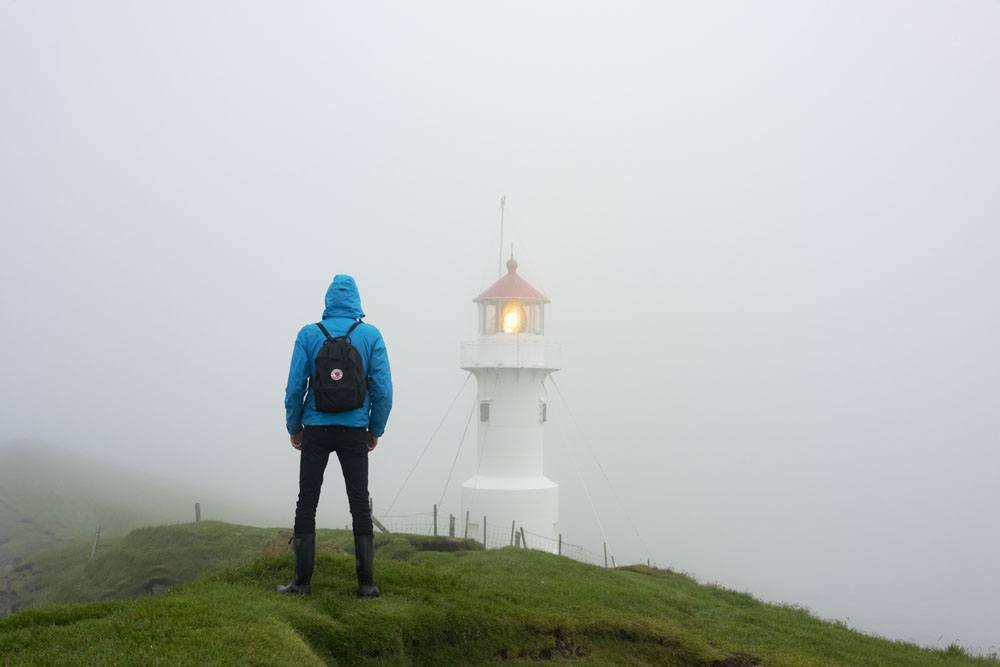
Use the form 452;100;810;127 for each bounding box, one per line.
315;322;333;341
316;320;362;342
345;319;363;340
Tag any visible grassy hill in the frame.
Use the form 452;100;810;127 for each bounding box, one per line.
1;522;995;666
3;522;292;612
0;441;270;568
0;442;178;564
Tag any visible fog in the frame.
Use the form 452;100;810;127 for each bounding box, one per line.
2;0;998;652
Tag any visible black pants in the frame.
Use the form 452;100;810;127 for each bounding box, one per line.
294;425;372;536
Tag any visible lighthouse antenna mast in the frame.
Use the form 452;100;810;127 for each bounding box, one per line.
498;195;506;279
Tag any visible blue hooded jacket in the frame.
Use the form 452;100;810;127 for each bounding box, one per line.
284;275;393;437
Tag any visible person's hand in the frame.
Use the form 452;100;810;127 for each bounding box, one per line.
290;430;303;450
367;432;378;452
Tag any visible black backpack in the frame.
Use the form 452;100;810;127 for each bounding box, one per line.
312;320;367;413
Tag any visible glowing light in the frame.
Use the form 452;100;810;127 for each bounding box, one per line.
501;302;526;333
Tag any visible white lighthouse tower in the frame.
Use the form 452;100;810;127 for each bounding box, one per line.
460;257;560;549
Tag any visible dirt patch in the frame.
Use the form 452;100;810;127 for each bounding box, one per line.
142;577;177;595
495;627;589;661
406;536;481;553
10;561;33;574
712;655;761;666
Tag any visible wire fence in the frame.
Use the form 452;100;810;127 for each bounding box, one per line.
371;373;655;571
376;508;609;568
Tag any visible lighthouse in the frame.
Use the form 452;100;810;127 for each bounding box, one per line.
460;257;560;549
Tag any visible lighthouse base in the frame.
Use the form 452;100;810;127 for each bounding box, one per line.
460;475;559;552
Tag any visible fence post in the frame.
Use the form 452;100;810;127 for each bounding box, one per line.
603;542;608;568
464;510;470;539
449;514;455;538
611;555;616;568
558;533;562;556
509;520;515;546
515;530;521;548
482;515;487;548
372;515;390;534
520;526;527;549
3;575;11;615
433;504;438;536
89;525;101;561
195;502;201;523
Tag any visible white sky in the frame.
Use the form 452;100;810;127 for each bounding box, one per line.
2;0;998;652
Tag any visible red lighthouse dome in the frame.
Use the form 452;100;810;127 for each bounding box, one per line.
473;256;548;335
475;256;549;304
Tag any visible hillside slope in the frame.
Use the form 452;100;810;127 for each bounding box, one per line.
0;523;994;666
0;442;268;568
3;522;298;613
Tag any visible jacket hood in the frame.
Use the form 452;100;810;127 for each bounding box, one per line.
322;274;365;319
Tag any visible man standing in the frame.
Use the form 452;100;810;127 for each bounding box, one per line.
279;274;392;597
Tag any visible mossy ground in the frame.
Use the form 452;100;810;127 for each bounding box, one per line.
5;521;296;610
2;522;996;666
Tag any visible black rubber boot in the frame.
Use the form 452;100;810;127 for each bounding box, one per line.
354;534;380;598
277;533;315;594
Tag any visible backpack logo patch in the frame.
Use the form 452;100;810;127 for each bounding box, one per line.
330;369;344;381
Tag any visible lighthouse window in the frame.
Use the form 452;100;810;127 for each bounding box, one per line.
530;304;544;334
539;401;547;423
479;401;491;422
481;303;497;334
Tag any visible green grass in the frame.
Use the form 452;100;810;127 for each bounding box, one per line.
4;521;303;611
1;522;996;666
